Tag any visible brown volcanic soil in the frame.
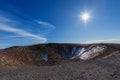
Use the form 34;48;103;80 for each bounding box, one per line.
0;43;120;80
0;52;120;80
0;44;65;67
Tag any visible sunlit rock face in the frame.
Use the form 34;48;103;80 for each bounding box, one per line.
80;45;107;60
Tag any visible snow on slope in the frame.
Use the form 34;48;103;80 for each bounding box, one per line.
60;45;107;60
80;45;107;60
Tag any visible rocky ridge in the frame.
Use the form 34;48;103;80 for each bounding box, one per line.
0;43;119;67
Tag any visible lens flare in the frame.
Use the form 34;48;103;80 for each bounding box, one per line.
80;12;91;24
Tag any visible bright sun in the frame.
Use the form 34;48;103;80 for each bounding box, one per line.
80;12;91;24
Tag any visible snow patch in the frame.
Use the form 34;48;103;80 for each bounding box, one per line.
80;45;107;60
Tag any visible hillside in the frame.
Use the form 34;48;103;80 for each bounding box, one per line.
0;43;119;68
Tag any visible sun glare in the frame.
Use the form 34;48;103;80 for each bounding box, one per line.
80;12;91;24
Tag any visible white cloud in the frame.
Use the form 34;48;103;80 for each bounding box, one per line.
0;16;18;24
0;15;47;42
35;20;55;29
0;16;12;22
85;39;120;44
0;24;47;42
0;44;10;49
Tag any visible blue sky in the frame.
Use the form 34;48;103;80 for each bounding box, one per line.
0;0;120;48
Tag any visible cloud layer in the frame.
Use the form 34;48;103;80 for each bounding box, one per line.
0;8;55;48
35;20;55;29
0;23;47;42
0;15;49;43
85;39;120;43
0;44;10;49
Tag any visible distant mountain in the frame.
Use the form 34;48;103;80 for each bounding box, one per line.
0;43;120;68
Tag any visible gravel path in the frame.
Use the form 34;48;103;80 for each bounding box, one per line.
0;54;120;80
